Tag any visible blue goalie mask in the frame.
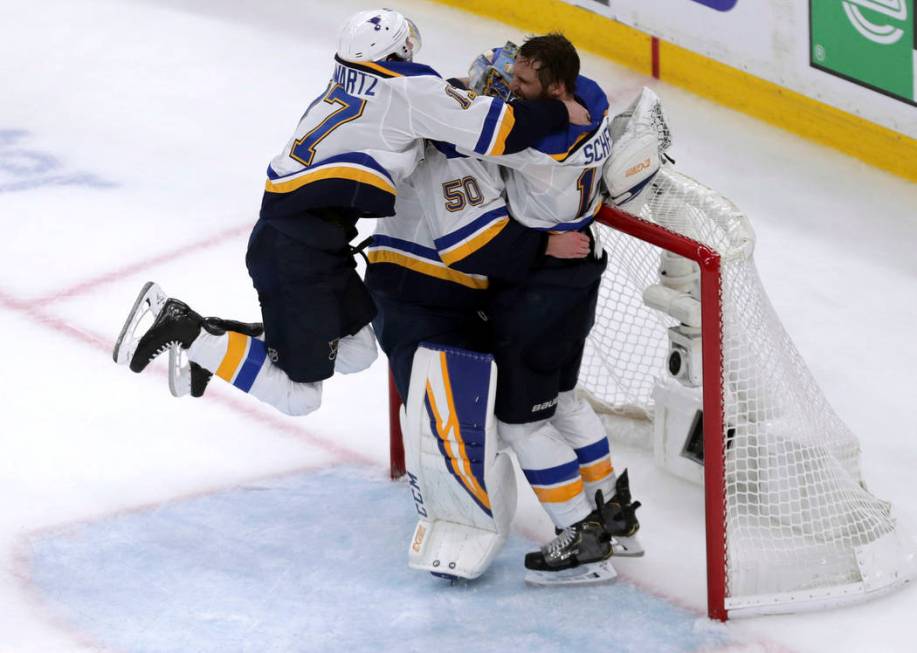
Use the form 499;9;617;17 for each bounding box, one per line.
468;41;518;101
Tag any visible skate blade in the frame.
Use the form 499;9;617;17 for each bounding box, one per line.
524;559;618;587
168;345;191;397
113;282;168;366
611;535;644;558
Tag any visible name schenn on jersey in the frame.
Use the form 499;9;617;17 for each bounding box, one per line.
582;125;611;165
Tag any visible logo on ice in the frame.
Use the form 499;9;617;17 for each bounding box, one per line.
843;0;908;44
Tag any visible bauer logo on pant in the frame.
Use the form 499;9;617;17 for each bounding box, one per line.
531;397;559;413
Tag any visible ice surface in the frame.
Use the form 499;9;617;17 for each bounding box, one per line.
1;0;915;651
28;467;730;653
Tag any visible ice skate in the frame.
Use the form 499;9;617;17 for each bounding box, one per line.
524;490;617;586
113;282;205;373
600;469;644;557
168;319;263;397
113;282;168;366
169;349;213;398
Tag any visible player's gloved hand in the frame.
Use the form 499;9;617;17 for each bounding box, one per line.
563;98;591;126
546;231;591;259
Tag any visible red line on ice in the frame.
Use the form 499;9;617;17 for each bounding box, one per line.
0;286;376;467
26;222;252;307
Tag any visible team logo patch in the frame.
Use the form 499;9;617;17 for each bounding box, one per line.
328;338;340;361
267;347;279;363
368;15;382;31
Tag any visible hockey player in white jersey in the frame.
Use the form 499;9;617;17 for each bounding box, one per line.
462;35;644;583
112;9;588;417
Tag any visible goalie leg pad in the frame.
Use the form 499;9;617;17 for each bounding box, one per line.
404;344;515;580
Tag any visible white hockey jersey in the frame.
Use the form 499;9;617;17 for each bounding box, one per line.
462;75;612;231
260;56;568;224
366;141;546;307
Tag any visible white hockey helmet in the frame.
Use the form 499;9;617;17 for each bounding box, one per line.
337;9;422;63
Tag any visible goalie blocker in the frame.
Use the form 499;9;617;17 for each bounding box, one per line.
402;344;516;580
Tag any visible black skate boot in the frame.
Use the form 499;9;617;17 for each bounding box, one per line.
168;318;264;398
524;489;617;586
113;281;167;367
128;298;204;373
599;469;644;556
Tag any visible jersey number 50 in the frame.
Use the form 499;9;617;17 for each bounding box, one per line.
442;176;485;212
290;84;366;167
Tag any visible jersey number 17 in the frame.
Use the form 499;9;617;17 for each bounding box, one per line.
290;84;366;167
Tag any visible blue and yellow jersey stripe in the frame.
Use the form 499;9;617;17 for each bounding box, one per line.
266;152;396;196
215;332;267;392
548;129;593;161
434;207;510;265
523;460;586;504
574;439;614;484
473;100;517;157
367;235;489;290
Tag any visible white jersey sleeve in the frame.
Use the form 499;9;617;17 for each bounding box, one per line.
261;57;568;223
456;75;614;231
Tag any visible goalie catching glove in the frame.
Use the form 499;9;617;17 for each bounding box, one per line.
603;87;672;214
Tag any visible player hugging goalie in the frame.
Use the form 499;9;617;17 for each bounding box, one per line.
112;9;666;585
367;31;667;583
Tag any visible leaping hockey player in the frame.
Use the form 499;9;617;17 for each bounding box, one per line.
111;8;589;416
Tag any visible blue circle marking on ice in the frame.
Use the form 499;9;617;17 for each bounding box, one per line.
28;467;732;653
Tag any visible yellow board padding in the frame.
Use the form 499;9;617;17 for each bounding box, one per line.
658;40;917;183
429;0;917;183
431;0;652;76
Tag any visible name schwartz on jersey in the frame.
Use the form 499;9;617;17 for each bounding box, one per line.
332;61;380;97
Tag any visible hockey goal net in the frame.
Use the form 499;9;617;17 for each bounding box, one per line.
579;166;915;618
385;165;914;619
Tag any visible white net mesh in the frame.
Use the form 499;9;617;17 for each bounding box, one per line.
580;167;913;612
